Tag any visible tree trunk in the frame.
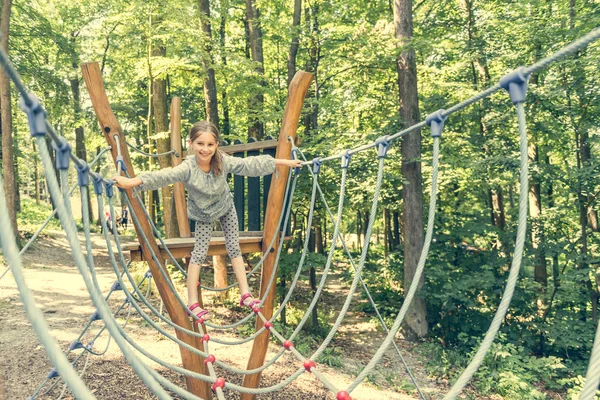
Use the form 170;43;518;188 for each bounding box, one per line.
287;0;302;86
33;142;40;204
199;0;219;126
219;3;230;135
0;0;17;236
151;44;176;238
245;0;265;139
393;0;427;338
529;144;547;286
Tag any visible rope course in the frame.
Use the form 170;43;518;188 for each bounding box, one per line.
0;27;599;400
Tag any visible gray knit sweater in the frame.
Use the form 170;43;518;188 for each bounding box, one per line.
138;153;276;223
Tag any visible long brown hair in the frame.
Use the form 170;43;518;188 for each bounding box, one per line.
189;121;224;176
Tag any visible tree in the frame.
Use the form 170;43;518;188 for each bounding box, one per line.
393;0;427;339
0;0;17;237
245;0;265;139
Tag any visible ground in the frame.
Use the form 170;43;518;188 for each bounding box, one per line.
0;228;451;400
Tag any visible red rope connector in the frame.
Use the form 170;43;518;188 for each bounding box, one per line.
202;334;210;343
197;282;201;288
283;340;294;351
303;359;316;372
212;377;226;392
253;306;260;315
336;391;352;400
204;355;216;365
264;321;273;330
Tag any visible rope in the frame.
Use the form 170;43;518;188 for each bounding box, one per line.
126;140;179;158
35;135;173;398
0;164;95;400
443;102;529;399
0;146;111;281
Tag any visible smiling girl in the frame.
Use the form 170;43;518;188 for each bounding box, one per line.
113;120;301;323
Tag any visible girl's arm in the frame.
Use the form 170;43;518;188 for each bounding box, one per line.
113;176;142;190
112;162;190;191
275;158;302;168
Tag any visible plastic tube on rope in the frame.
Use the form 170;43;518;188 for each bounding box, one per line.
18;93;47;137
425;109;447;138
375;135;391;158
74;160;90;186
499;66;529;104
51;137;72;170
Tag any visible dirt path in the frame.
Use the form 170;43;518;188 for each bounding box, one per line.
0;230;445;400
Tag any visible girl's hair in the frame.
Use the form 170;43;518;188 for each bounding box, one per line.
189;121;224;176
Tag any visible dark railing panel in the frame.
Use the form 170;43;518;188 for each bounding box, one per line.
233;139;245;230
247;137;261;231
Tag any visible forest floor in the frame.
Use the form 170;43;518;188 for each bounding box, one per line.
0;228;461;400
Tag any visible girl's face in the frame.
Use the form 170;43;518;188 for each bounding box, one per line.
189;131;218;163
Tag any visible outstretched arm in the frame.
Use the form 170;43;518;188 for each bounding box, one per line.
275;158;302;168
112;176;142;190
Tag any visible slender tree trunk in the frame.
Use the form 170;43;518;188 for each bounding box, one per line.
394;0;427;338
287;0;302;86
0;0;17;236
219;1;230;135
33;142;40;204
151;44;176;238
199;0;219;126
245;0;265;139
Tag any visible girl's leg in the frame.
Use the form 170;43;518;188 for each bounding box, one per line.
188;220;212;319
220;207;255;305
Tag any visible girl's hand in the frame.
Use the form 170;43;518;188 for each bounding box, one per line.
112;176;142;189
276;159;303;168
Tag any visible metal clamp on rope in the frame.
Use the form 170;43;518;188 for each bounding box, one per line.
425;109;447;138
116;155;126;173
375;135;391;158
145;269;152;279
291;148;301;175
18;93;47;137
90;310;102;322
51;137;72;170
75;160;90;187
341;150;351;169
91;173;104;195
111;281;123;291
69;341;84;351
499;66;529;104
312;157;323;174
103;179;115;198
47;368;59;379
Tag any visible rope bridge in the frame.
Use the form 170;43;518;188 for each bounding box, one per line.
0;27;599;400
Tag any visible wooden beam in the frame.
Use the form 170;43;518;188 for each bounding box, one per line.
80;62;211;399
241;70;313;399
170;97;191;238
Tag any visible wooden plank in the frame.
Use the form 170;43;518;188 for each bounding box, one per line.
80;62;211;399
170;98;191;238
241;70;313;399
233;139;245;230
247;137;260;231
220;139;278;154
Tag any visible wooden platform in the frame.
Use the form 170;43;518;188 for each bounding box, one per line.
123;231;284;261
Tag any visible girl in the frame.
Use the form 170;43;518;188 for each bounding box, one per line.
113;121;301;323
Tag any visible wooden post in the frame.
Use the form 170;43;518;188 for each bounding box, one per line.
241;71;313;398
170;98;191;238
80;62;211;399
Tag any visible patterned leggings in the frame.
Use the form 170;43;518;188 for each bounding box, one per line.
190;206;242;265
